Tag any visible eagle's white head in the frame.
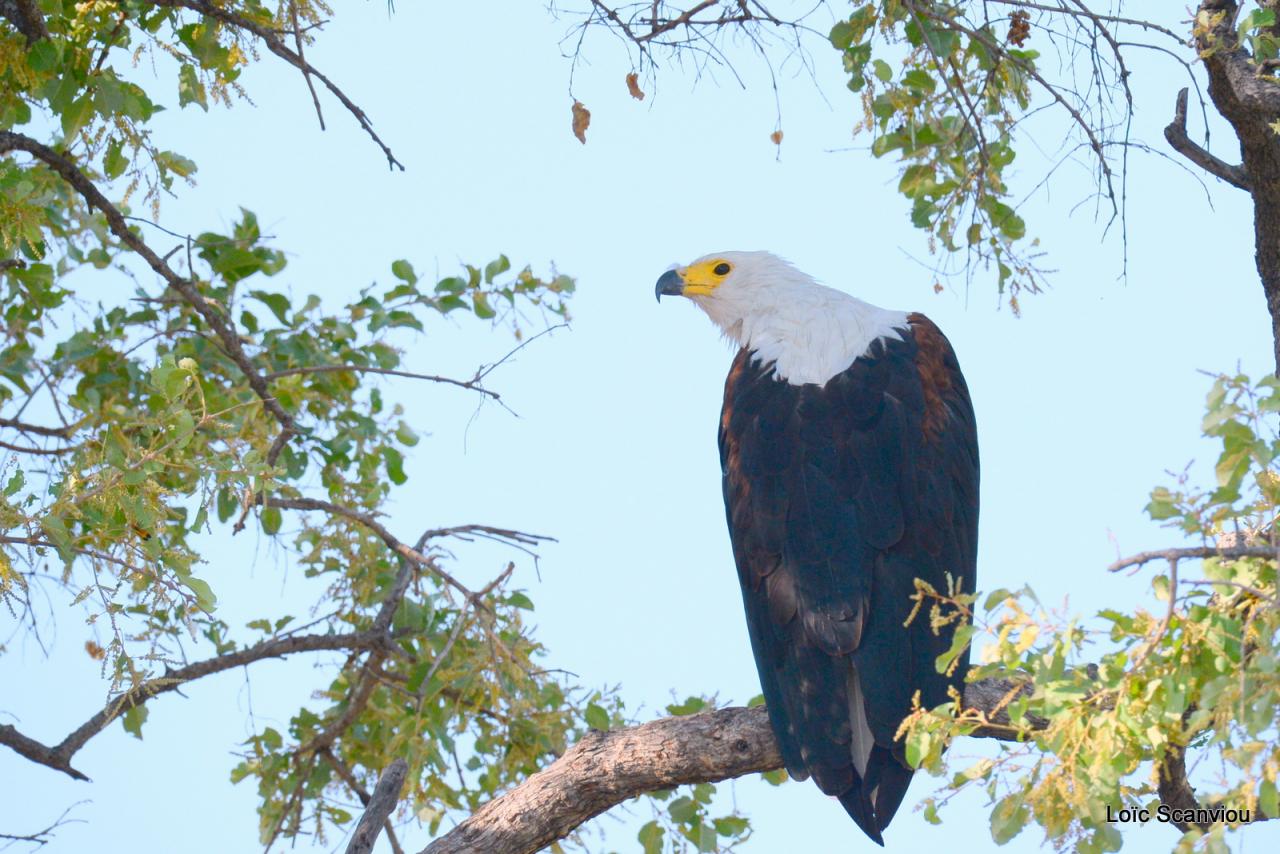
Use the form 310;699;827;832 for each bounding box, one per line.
655;250;909;386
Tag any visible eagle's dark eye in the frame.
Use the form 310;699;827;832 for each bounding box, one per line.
713;262;732;276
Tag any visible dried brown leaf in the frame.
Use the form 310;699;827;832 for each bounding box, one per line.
572;100;591;144
626;72;645;101
770;130;784;145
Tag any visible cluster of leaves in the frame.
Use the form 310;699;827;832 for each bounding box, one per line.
902;373;1280;853
0;203;583;840
828;1;1052;304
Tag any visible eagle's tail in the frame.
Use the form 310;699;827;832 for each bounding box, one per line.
837;747;914;846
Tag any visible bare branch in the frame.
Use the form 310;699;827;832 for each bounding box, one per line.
1107;544;1278;572
0;801;86;849
263;364;502;402
321;748;406;854
0;630;380;780
1164;87;1252;190
0;416;75;439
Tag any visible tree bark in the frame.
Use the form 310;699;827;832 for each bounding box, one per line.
1194;1;1280;373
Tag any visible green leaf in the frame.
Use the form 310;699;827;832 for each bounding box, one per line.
713;815;749;837
472;292;496;319
27;40;59;73
506;591;535;610
382;446;407;485
184;575;218;611
584;703;610;731
761;768;787;786
873;59;893;82
260;506;282;535
1261;779;1279;818
989;794;1029;844
122;704;149;740
178;64;208;111
104;139;128;180
638;821;664;854
392;259;418;284
668;795;698;824
666;696;707;716
61;95;95;140
249;290;291;324
484;255;510;284
395;421;419;446
216;487;238;523
829;21;855;50
983;588;1013;611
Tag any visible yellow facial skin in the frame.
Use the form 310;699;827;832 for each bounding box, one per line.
676;258;734;297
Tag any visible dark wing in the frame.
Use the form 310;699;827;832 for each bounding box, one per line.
718;315;978;845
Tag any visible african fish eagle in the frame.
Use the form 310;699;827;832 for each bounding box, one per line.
655;251;979;845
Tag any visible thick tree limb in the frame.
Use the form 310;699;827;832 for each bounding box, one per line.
0;0;49;43
415;679;1032;854
1158;741;1213;834
1164;87;1252;190
1194;0;1280;373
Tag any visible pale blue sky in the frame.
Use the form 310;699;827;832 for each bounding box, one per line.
4;3;1280;853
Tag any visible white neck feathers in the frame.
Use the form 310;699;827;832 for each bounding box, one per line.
688;252;909;386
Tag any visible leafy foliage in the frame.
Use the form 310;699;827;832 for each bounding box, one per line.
0;1;586;847
828;2;1042;301
904;374;1280;852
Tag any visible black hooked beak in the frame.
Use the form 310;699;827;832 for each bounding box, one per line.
655;269;685;302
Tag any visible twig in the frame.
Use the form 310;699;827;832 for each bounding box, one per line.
264;495;479;603
0;801;87;848
288;0;325;129
264;364;501;402
146;0;402;170
1164;87;1251;191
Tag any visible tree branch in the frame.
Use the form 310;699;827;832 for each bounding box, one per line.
263;364;501;402
0;416;74;439
146;0;402;170
0;630;382;780
1157;737;1213;834
1164;87;1252;190
345;758;409;854
1107;543;1278;572
0;130;298;459
416;678;1032;854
